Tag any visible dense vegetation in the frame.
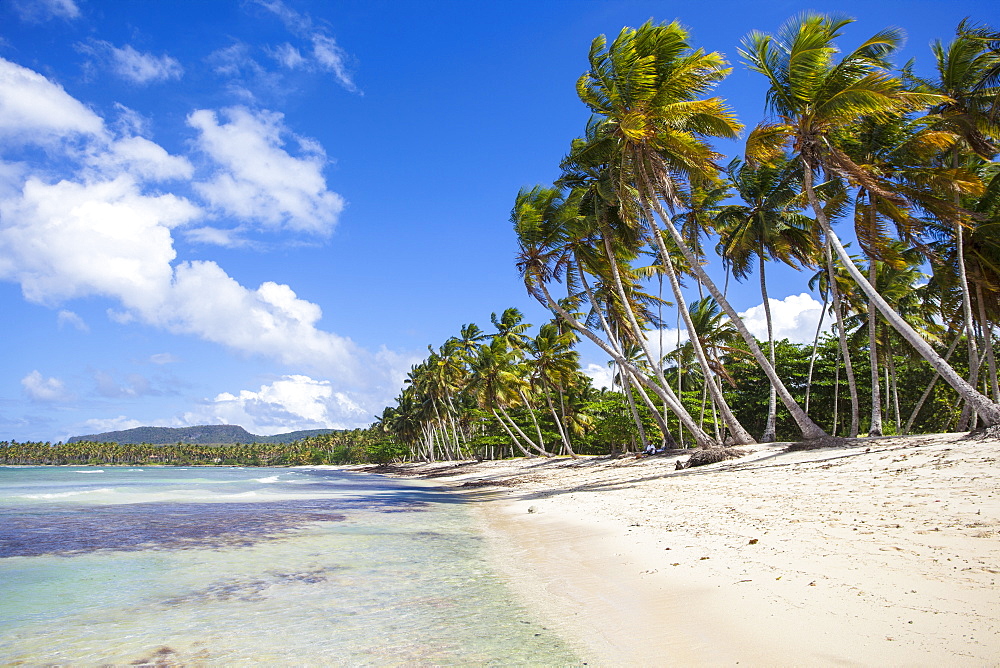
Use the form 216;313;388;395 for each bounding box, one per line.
0;429;402;466
66;425;340;445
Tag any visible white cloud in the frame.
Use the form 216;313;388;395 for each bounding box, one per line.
269;43;307;69
0;57;104;142
189;106;344;234
79;415;143;434
88;136;194;181
0;176;195;305
738;293;830;345
310;34;356;92
80;41;184;85
57;309;88;331
110;103;151;137
185;374;371;434
207;42;255;78
182;226;252;248
22;370;72;401
11;0;80;22
582;362;614;391
93;371;154;398
153;261;365;377
149;353;178;365
254;0;358;92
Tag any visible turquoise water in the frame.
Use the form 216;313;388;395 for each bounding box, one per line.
0;466;577;665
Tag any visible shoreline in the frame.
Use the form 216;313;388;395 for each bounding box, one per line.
368;432;1000;665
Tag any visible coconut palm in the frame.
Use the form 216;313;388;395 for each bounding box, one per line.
466;337;551;457
573;20;826;439
905;26;1000;423
716;156;815;440
741;12;1000;427
513;185;718;446
528;322;581;456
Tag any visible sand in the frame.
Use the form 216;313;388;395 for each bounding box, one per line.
370;432;1000;666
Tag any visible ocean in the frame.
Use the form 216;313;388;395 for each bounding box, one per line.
0;466;577;665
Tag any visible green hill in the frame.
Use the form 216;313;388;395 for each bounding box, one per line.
67;425;340;445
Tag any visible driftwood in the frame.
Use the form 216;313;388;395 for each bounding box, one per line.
676;447;750;470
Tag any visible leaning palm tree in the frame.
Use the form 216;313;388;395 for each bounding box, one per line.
466;338;551;457
528;323;581;456
906;26;1000;424
573;20;827;439
513;185;718;446
741;12;1000;427
716;156;815;440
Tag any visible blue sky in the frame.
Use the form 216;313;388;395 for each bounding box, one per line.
0;0;994;441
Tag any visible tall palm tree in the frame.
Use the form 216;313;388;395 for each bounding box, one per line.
574;20;827;440
528;322;581;456
513;185;717;446
906;26;1000;424
716;156;815;440
560;153;737;443
466;338;551;457
741;12;1000;427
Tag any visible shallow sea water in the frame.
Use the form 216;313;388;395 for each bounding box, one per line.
0;466;578;665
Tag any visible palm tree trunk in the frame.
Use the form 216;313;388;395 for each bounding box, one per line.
654;234;755;444
490;408;533;457
975;282;1000;402
759;255;778;442
699;375;708;429
803;164;1000;427
565;266;715;445
955;148;981;421
866;258;884;436
805;289;829;414
543;388;577;457
641;167;826;439
516;388;551;456
904;329;962;434
888;341;901;433
600;234;746;443
620;372;649;450
826;239;860;437
833;359;841;437
623;363;673;443
503;401;552;457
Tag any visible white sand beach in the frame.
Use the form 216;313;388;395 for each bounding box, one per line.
370;432;1000;666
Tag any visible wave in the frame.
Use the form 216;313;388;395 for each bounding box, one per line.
73;469;105;474
21;487;114;499
252;476;281;484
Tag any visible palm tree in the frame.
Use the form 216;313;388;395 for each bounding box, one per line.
513;185;717;446
716;156;815;440
957;19;1000;118
741;12;1000;427
573;20;827;440
466;338;551;457
906;26;1000;424
559;154;737;444
528;323;581;456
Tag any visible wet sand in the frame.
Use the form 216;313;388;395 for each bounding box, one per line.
370;432;1000;666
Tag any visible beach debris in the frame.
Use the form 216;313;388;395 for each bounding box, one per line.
748;538;759;545
527;505;537;514
676;447;750;469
